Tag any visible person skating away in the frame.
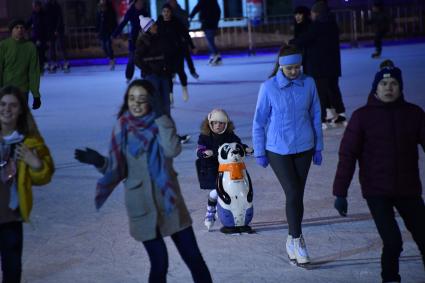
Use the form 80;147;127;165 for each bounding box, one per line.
27;0;47;74
44;0;69;73
189;0;222;66
293;6;310;72
196;109;253;230
367;2;390;59
0;20;42;109
252;45;323;266
0;85;54;283
96;0;117;70
333;60;425;283
74;79;212;283
167;0;199;79
112;0;148;82
290;1;347;130
135;16;190;144
157;3;192;104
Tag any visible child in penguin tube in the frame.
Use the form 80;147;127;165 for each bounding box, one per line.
195;109;254;232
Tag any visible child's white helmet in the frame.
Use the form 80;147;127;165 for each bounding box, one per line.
208;109;229;134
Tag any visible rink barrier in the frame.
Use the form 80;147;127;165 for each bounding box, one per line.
18;4;422;58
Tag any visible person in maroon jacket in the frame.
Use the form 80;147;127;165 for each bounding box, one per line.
332;60;425;283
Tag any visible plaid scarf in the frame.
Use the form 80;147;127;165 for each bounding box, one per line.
95;111;176;214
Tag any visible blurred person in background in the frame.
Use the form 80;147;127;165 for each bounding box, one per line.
96;0;117;70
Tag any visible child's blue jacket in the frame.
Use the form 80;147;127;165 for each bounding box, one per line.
252;71;323;156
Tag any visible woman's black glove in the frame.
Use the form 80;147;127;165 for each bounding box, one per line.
74;148;106;168
334;197;348;217
149;92;165;118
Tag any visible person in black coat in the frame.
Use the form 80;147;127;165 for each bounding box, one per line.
189;0;222;65
367;2;390;58
293;6;311;71
96;0;117;70
27;1;47;73
112;0;148;82
333;60;425;283
44;0;68;73
290;2;346;129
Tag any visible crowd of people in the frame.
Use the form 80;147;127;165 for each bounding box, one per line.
0;1;423;283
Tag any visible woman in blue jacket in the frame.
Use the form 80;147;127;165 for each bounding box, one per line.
252;45;323;266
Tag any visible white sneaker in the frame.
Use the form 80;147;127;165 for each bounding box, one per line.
182;86;189;102
204;205;216;231
286;235;296;261
294;235;310;264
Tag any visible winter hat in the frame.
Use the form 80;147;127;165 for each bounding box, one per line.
139;16;154;32
371;62;403;93
208;109;229;134
8;19;26;31
311;2;328;15
294;6;310;16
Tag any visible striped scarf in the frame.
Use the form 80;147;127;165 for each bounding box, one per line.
95;111;176;214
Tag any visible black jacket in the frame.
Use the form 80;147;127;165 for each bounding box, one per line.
135;32;171;77
290;13;341;78
189;0;221;30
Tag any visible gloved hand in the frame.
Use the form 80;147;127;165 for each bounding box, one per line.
32;97;41;110
149;92;165;118
313;150;322;165
203;150;213;158
245;147;254;155
74;148;106;168
256;155;269;168
334;197;348;217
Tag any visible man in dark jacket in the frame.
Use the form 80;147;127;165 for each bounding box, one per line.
290;2;346;129
113;0;148;82
27;0;47;73
189;0;221;65
96;0;117;70
333;61;425;283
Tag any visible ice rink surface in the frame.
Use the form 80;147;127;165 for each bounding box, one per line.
11;43;425;283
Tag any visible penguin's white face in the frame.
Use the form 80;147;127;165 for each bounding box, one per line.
218;143;245;164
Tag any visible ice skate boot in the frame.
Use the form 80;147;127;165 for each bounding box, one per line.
325;108;337;124
190;70;199;79
48;63;57;74
286;235;296;264
179;135;191;144
331;113;348;127
182;86;189;102
109;58;115;70
204;205;216;231
210;54;222;66
294;235;310;266
62;61;70;73
169;92;174;108
371;52;381;58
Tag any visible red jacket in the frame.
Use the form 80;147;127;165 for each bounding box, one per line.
333;94;425;198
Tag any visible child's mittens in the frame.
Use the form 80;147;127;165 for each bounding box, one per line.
203;150;214;158
245;147;254;155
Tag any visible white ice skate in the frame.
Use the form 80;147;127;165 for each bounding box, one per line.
294;235;310;266
182;86;189;102
204;205;216;231
286;235;296;263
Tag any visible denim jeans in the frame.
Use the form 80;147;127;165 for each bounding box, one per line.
144;74;171;116
100;36;114;59
142;226;212;283
0;221;23;283
204;29;218;56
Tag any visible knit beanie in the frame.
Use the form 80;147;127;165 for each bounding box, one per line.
8;19;26;31
139;16;154;32
371;64;403;94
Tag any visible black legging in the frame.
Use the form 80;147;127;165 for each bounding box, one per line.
0;221;23;283
314;77;346;122
142;226;212;283
267;149;313;238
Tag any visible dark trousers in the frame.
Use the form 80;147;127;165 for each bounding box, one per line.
366;196;425;283
47;33;67;64
0;222;23;283
204;29;218;56
267;149;313;238
33;40;46;71
125;37;141;80
100;36;114;59
142;226;212;283
314;77;346;122
374;31;386;54
170;55;188;94
145;74;171;116
183;46;196;74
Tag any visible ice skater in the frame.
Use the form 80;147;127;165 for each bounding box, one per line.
252;44;323;266
0;85;54;283
196;109;252;230
333;60;425;283
74;79;212;283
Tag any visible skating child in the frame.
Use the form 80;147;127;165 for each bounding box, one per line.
196;109;253;230
333;60;425;283
252;44;323;266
